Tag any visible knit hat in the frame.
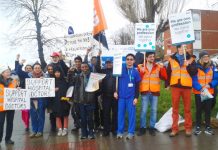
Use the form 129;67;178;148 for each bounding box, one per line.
199;51;209;59
0;64;9;74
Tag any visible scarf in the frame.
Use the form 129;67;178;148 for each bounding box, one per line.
176;53;184;66
32;71;43;78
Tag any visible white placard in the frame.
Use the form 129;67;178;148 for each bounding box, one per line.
135;23;156;51
85;73;106;92
169;11;195;46
113;50;123;76
3;88;30;110
25;78;55;98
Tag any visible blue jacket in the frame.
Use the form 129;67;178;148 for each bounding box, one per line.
192;62;218;91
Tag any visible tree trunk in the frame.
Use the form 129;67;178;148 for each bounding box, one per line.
34;13;47;70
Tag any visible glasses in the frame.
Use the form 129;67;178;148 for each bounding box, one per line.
126;58;134;61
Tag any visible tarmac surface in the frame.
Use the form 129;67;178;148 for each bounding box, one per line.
1;112;218;150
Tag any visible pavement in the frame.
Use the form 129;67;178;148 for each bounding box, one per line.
1;112;218;150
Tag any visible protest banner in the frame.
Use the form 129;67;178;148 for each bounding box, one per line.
135;23;156;51
25;78;55;98
85;73;106;92
3;88;30;110
169;11;195;46
64;32;93;60
113;50;123;76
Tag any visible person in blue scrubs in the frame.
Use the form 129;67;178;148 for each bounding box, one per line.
114;53;141;140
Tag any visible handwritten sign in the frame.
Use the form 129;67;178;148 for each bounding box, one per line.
25;78;55;98
3;88;30;110
135;23;156;51
169;11;195;45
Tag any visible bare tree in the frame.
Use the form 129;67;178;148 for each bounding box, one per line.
112;24;134;45
0;0;64;69
115;0;186;37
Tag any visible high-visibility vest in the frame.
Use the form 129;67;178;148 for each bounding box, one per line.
169;58;192;87
139;64;161;92
193;67;214;94
0;80;17;112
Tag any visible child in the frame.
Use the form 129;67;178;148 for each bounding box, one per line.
53;68;70;136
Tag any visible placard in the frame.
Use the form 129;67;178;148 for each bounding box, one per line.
113;51;123;76
85;73;106;92
169;11;195;46
25;78;55;98
135;23;156;51
3;88;30;110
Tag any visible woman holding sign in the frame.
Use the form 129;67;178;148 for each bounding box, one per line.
192;51;218;136
16;62;48;138
0;65;17;145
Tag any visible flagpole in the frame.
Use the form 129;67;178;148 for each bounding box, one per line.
98;32;102;52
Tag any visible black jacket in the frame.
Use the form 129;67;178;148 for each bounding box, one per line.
101;68;116;97
72;73;96;104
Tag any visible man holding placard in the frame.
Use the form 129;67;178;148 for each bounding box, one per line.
137;52;167;136
114;54;141;140
166;45;197;137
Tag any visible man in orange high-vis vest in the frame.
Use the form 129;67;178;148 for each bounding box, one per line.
0;65;17;145
137;52;167;136
192;51;218;136
166;44;197;137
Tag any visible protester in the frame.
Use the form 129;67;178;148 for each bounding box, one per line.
114;54;141;139
101;59;117;136
15;54;33;132
166;44;197;137
192;51;218;135
137;52;167;136
84;48;103;131
71;62;96;139
67;56;82;132
50;51;69;78
16;62;48;138
46;64;56;132
53;68;70;136
0;65;17;145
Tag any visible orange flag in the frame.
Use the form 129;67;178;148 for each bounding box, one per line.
93;0;107;35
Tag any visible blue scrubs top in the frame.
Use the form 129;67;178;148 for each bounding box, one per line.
118;65;141;99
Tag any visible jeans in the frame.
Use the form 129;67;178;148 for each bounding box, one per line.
79;103;95;137
140;93;158;128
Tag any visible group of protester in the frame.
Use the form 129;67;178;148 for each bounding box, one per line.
0;44;218;145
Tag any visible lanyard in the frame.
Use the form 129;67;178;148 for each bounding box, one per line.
127;68;133;83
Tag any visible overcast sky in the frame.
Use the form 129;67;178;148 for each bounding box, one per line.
0;0;217;67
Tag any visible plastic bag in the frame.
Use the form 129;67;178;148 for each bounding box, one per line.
200;88;214;101
155;107;184;132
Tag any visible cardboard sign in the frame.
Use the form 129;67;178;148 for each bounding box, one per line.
169;11;195;46
25;78;55;98
135;23;156;51
113;50;123;76
3;88;30;110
